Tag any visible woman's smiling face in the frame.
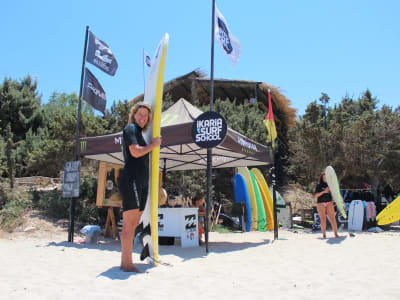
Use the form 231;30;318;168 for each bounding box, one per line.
134;107;149;128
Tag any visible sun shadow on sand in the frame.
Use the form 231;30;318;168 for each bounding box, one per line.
45;239;122;252
45;237;271;262
159;239;270;261
326;236;347;244
98;264;152;280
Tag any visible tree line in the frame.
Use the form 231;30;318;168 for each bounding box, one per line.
287;91;400;194
1;75;399;200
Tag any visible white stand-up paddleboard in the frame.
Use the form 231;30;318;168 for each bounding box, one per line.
325;166;347;219
348;200;364;231
138;33;169;266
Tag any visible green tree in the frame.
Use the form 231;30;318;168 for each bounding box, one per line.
6;125;15;188
19;92;111;177
288;90;400;191
0;137;6;178
0;76;44;142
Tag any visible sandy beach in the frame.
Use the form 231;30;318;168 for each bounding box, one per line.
1;222;400;300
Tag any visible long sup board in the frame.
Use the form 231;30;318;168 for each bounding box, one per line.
250;168;274;230
250;172;266;231
139;33;169;265
233;173;252;232
238;167;258;230
325;166;347;219
377;195;400;225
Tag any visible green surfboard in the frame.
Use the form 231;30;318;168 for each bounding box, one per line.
250;172;267;232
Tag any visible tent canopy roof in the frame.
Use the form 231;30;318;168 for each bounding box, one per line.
131;69;297;138
79;99;272;171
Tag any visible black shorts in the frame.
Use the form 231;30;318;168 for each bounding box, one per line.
118;174;148;212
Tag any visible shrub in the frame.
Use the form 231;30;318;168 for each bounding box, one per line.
36;189;69;219
32;177;108;226
0;190;32;232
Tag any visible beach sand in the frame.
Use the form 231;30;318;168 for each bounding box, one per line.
1;222;400;300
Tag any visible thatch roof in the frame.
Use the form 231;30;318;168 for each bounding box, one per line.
131;69;297;137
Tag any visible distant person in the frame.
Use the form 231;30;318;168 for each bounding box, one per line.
191;195;206;244
383;184;394;203
118;102;161;272
314;171;339;239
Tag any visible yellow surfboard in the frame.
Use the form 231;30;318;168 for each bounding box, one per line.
238;167;258;230
250;168;274;231
140;33;169;266
377;195;400;225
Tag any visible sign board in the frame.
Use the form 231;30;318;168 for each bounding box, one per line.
158;208;199;247
191;111;227;148
62;161;81;198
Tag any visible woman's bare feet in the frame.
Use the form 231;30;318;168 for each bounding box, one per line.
120;264;142;273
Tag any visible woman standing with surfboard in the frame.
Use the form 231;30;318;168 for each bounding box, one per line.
314;171;339;239
119;103;161;272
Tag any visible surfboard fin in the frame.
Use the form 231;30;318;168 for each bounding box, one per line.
135;222;143;237
140;244;150;261
139;224;152;261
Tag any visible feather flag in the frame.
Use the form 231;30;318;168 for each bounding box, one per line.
214;3;241;66
263;89;277;143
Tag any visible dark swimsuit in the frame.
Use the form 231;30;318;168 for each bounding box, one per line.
315;182;332;204
118;123;149;212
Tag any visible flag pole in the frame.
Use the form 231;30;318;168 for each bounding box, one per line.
272;149;278;240
268;88;278;240
205;0;216;254
142;48;146;94
69;25;89;243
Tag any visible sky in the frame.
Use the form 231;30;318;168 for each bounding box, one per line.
2;0;399;116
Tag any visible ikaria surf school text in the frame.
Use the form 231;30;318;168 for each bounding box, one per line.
195;118;224;142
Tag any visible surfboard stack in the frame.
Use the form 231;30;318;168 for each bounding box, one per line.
233;167;291;231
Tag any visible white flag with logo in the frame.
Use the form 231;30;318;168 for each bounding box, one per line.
214;4;241;66
143;50;151;68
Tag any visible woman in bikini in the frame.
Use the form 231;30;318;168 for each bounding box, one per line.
314;172;339;239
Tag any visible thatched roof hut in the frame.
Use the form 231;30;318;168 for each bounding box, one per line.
131;69;297;139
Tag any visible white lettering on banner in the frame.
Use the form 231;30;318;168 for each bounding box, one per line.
218;30;231;53
87;82;106;100
93;58;111;72
237;137;258;151
114;137;122;145
195;118;224;143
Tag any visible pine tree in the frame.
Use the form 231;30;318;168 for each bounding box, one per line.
6;125;15;189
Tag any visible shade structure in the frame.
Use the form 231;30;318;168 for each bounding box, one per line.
78;98;272;171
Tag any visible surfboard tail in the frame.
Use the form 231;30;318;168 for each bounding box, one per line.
140;233;153;261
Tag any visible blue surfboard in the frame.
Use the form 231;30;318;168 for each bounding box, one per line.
233;173;252;232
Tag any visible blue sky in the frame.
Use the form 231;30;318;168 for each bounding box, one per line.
2;0;399;116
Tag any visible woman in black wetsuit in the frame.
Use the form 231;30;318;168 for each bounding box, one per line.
314;171;339;239
119;102;161;272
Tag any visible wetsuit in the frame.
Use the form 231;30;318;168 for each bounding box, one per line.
118;123;149;212
315;182;332;204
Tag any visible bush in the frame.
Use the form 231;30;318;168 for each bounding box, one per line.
32;177;108;227
0;190;32;232
36;189;69;219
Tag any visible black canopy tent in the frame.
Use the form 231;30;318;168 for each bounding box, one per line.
78;98;272;169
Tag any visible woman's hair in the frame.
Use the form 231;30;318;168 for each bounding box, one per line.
128;102;152;131
318;172;325;184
